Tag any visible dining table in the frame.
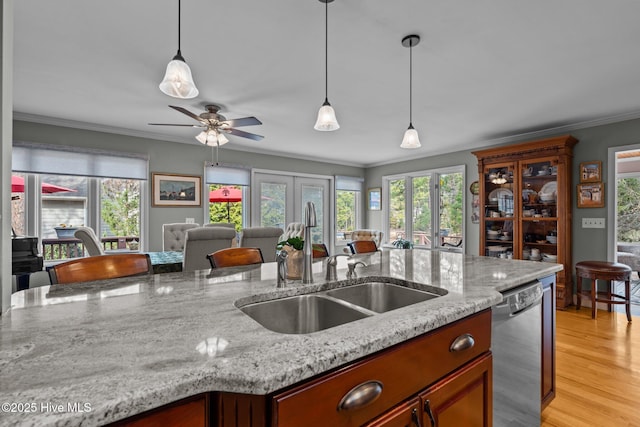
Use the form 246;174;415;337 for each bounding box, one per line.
146;251;184;274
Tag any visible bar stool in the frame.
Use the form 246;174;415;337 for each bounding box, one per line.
575;261;632;322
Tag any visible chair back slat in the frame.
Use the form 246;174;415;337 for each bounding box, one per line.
208;247;264;268
348;240;378;254
50;254;152;284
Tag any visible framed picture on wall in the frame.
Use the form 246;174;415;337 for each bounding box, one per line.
577;182;604;208
368;187;381;210
579;161;602;183
152;173;202;207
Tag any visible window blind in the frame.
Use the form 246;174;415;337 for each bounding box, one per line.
205;163;251;186
12;142;148;180
336;175;364;191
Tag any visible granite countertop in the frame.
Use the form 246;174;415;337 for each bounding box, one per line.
1;250;562;426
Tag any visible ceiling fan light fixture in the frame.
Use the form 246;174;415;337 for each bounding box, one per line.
196;129;224;146
314;99;340;131
400;34;421;149
400;124;421;149
159;0;199;99
314;0;339;132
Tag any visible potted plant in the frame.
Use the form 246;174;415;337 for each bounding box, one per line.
391;237;413;249
54;223;78;239
276;237;304;279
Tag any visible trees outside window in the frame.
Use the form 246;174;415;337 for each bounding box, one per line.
384;167;464;250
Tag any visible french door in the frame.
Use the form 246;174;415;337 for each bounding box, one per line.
252;172;333;249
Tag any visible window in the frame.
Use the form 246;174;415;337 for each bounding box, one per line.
205;163;251;231
383;166;464;251
335;176;363;244
12;142;148;260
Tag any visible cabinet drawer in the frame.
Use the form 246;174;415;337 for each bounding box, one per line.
272;310;491;427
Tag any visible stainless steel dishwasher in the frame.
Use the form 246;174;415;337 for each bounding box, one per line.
492;280;543;426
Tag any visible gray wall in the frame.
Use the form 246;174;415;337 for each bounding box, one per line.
365;117;640;278
13;120;364;252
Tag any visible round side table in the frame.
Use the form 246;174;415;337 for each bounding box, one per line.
575;261;632;322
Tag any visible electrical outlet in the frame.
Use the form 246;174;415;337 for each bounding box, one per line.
186;218;195;224
582;218;605;228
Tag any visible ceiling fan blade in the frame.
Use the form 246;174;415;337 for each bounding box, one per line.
223;116;262;127
226;128;264;141
148;123;203;127
169;105;207;124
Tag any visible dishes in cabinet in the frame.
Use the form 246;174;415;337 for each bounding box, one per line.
522;189;537;201
488;188;513;203
539;181;557;202
487;245;508;252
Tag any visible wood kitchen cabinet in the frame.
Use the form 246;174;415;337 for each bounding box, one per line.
419;352;492;427
473;135;578;309
540;275;557;409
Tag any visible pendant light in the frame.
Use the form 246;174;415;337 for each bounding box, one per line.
314;0;340;131
400;35;421;149
159;0;199;99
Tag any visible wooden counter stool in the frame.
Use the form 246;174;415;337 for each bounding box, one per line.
576;261;632;322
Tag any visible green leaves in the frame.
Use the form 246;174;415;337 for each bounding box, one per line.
277;236;304;250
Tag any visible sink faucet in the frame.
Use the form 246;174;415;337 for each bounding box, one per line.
347;261;367;280
325;254;351;281
302;201;317;284
276;250;288;288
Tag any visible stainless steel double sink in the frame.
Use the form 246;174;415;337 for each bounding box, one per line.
237;279;446;334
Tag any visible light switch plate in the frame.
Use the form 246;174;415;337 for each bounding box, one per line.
582;218;605;228
186;218;195;224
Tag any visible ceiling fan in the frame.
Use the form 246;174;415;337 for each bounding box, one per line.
149;104;263;146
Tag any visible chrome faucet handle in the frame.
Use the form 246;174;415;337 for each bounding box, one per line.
346;261;367;280
325;254;351;281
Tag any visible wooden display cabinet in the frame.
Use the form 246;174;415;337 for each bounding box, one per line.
473;135;578;309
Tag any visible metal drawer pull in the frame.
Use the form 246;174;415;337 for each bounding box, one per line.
449;333;475;352
411;408;423;427
337;380;383;411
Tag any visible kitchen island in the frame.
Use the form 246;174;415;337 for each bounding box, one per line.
1;250;562;426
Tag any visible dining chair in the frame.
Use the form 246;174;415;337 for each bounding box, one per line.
162;223;199;252
207;247;265;268
49;254;153;285
239;227;284;262
312;243;330;258
182;227;236;272
279;222;305;242
205;222;235;229
74;226;104;256
347;240;379;254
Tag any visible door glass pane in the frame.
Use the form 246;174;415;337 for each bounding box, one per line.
100;178;141;249
336;190;358;242
617;177;640;243
388;179;406;243
301;184;324;243
412;176;431;246
260;182;286;228
438;172;464;247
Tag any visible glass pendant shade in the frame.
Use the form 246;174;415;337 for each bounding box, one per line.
400;125;421;149
217;132;229;145
314;100;340;131
159;54;199;99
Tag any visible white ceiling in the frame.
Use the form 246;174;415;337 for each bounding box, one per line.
12;1;640;167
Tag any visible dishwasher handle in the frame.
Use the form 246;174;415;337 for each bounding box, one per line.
494;282;543;319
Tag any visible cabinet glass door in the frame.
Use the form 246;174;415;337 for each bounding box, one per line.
483;165;514;258
521;160;558;262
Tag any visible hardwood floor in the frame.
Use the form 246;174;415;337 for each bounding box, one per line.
541;307;640;427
